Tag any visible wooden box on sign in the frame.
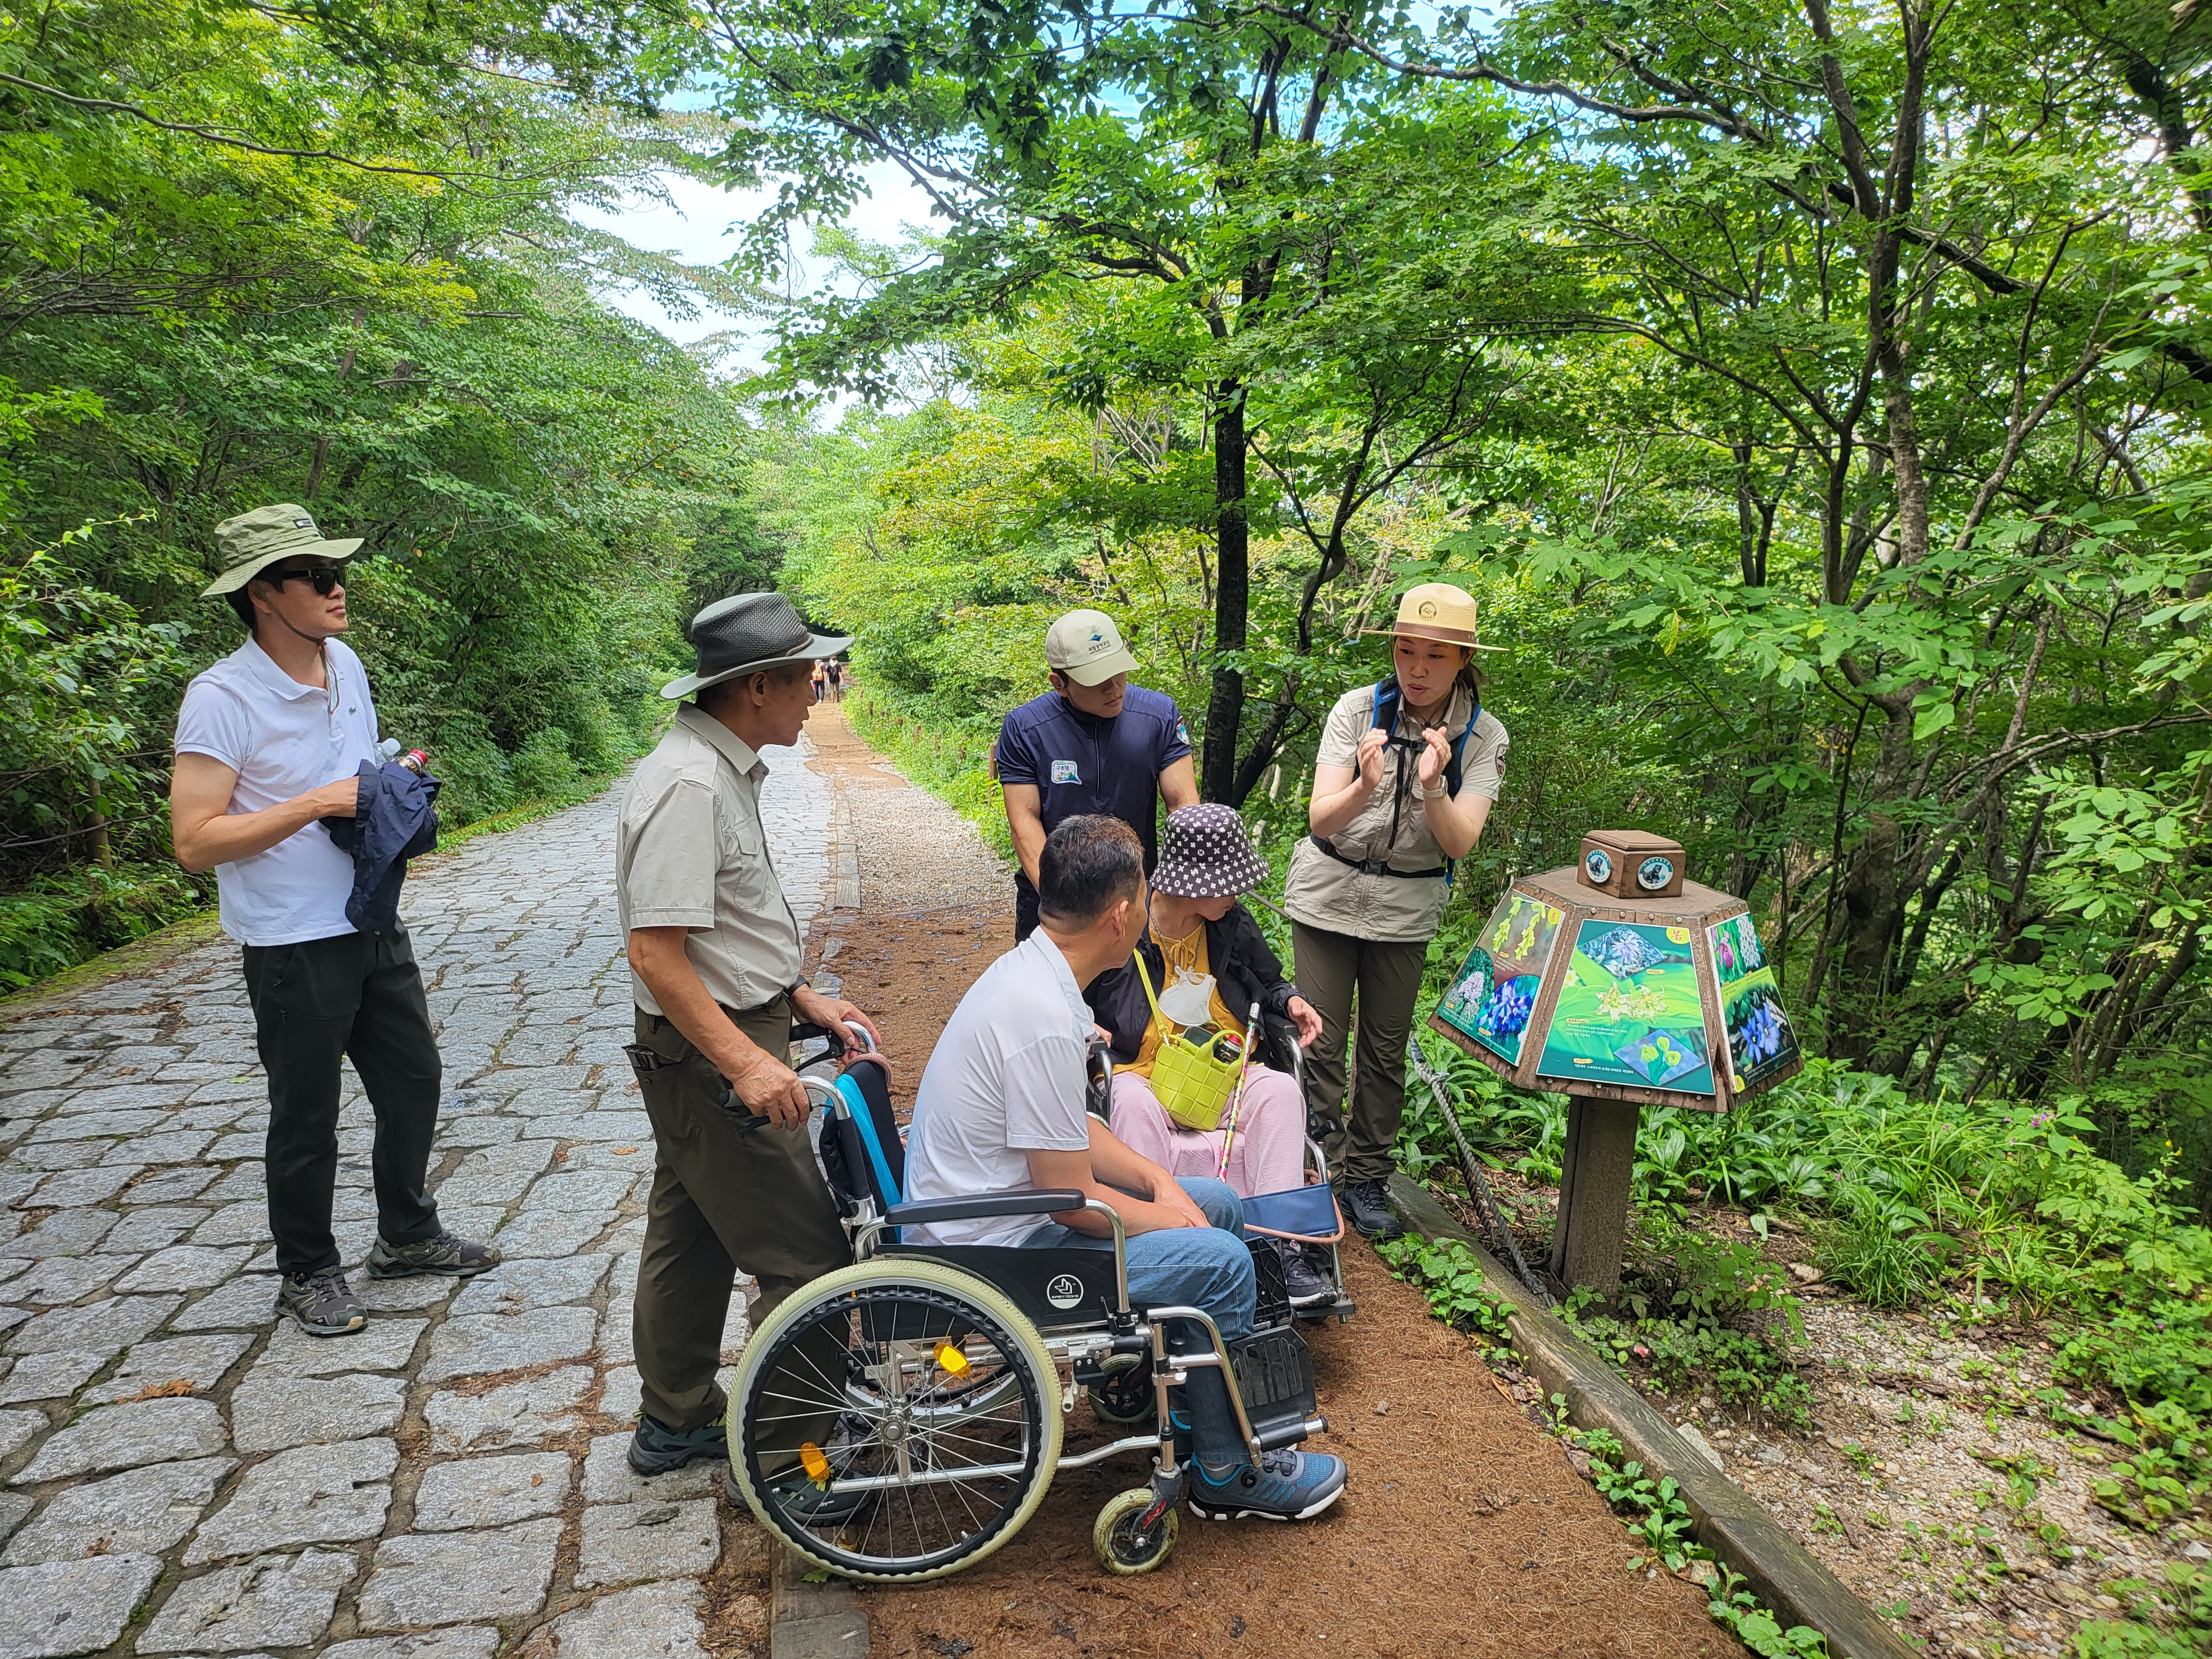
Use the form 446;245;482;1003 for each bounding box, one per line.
1577;830;1686;900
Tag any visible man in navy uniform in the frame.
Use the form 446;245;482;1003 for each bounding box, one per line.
997;609;1199;941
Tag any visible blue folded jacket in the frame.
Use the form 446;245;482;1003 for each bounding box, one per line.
322;760;441;937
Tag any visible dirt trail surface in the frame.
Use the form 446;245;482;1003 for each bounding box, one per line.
799;705;1736;1659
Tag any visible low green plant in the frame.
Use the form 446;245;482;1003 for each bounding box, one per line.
1705;1566;1832;1657
1570;1309;1814;1428
2073;1563;2212;1657
1374;1234;1518;1362
1812;1197;1953;1308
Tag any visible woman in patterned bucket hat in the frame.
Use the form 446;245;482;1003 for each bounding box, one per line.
1082;805;1335;1307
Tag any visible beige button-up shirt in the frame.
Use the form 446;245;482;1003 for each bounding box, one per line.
1282;682;1509;943
617;705;803;1016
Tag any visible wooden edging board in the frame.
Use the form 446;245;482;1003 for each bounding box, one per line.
1385;1174;1917;1659
769;1542;869;1658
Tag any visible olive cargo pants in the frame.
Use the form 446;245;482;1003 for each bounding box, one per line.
1291;921;1431;1186
629;997;852;1470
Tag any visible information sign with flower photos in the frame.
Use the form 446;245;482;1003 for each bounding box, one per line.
1427;838;1801;1113
1708;912;1802;1089
1435;889;1566;1066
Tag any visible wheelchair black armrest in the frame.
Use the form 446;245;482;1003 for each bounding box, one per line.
789;1021;831;1045
1257;1011;1302;1076
884;1190;1086;1229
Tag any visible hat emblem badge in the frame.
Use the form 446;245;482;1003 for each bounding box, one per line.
1417;600;1437;619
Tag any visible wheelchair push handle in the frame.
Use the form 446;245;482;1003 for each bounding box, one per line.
712;1058;849;1132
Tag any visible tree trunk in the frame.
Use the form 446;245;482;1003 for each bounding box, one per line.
1823;700;1914;1065
1201;379;1249;802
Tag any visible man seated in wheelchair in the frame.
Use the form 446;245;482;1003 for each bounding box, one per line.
903;813;1349;1522
1081;802;1335;1307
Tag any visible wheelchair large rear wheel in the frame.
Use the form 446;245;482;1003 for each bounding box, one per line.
728;1258;1063;1581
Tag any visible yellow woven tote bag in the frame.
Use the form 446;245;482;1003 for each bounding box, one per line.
1132;951;1243;1131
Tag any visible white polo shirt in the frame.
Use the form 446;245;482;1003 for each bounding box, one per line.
902;931;1096;1246
174;635;383;947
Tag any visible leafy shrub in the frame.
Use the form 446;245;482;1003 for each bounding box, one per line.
511;728;581;801
0;862;206;989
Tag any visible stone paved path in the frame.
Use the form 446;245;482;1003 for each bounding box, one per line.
0;740;839;1659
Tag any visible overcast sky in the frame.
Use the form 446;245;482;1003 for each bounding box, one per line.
570;161;940;379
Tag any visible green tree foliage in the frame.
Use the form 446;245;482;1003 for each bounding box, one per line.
0;0;772;979
739;0;2212;1187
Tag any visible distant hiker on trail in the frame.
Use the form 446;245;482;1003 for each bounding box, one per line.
617;591;880;1501
1285;582;1510;1243
169;504;500;1340
996;608;1199;942
1082;803;1334;1307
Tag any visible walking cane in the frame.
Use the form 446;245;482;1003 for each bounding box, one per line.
1215;1001;1263;1181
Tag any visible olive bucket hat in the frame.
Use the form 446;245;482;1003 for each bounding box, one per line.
201;503;363;597
660;592;853;700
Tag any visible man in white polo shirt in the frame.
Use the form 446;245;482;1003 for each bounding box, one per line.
170;504;497;1339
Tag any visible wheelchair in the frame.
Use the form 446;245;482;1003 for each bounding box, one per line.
722;1030;1330;1583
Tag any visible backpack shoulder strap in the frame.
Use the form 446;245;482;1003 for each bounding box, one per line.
1370;677;1399;734
1446;702;1480;796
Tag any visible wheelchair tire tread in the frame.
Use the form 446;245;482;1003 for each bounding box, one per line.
726;1256;1065;1583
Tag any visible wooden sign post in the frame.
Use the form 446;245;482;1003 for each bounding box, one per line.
1427;832;1803;1297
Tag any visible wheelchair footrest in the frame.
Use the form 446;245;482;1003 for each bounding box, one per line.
1228;1326;1317;1438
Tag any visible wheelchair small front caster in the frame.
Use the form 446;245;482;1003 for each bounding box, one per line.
1094;1487;1178;1575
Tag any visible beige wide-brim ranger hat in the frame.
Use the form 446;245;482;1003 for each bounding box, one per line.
200;504;363;597
1365;581;1507;651
660;592;853;700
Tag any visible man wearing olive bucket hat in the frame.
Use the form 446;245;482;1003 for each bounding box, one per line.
615;592;881;1500
1283;582;1509;1242
171;505;500;1341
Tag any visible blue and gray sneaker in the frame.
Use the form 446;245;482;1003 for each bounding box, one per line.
1187;1448;1348;1521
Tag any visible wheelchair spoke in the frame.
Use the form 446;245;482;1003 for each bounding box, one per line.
739;1278;1055;1575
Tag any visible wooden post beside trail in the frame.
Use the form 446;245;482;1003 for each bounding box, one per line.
1550;1097;1641;1297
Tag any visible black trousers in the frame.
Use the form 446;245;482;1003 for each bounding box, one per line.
241;925;444;1277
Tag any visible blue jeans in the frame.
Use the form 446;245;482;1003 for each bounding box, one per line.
1024;1177;1255;1467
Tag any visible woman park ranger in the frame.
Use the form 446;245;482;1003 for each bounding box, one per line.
1284;582;1507;1242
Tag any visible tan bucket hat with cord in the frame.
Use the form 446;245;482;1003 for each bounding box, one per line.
201;504;363;597
660;592;852;700
1363;581;1506;651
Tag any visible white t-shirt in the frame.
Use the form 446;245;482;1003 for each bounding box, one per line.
902;931;1095;1246
174;635;383;947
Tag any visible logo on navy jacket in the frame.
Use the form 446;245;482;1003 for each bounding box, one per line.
1051;760;1081;784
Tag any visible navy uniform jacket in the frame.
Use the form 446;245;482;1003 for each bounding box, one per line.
997;686;1192;909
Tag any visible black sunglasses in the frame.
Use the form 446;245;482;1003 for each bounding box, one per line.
267;564;344;595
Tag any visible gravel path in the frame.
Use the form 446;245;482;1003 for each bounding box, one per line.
807;703;1010;916
0;739;834;1659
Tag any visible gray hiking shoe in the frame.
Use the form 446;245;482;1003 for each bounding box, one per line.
276;1270;367;1337
366;1230;500;1280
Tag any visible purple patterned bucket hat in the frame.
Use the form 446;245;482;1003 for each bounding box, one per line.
1150;804;1270;899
